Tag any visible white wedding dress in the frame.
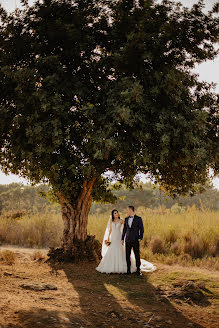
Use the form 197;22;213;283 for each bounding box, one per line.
96;219;156;274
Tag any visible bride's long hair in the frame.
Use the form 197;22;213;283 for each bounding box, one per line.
101;209;121;257
111;209;120;222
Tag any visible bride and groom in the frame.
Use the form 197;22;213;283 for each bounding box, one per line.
96;205;156;275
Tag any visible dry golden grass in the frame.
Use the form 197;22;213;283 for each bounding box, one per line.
0;206;218;269
0;213;63;248
88;206;219;270
30;250;46;261
149;236;166;254
0;249;16;265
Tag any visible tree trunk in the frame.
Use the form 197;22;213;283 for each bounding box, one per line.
59;178;95;248
47;178;102;262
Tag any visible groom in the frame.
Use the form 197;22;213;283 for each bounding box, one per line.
121;205;144;276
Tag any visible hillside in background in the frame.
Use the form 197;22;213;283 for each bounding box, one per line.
0;182;219;215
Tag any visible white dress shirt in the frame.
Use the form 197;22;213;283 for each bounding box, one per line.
128;215;134;228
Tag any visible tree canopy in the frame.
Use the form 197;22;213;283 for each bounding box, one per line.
0;0;218;203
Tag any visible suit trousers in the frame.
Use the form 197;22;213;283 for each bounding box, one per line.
125;240;141;272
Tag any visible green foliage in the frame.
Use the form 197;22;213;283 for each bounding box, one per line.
170;203;185;214
90;181;219;214
1;182;218;215
0;0;218;203
0;183;60;213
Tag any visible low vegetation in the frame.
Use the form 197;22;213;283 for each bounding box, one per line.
0;206;218;270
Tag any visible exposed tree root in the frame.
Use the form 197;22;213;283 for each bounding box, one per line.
46;235;102;263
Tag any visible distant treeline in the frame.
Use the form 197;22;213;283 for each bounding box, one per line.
91;182;219;214
0;182;219;215
0;183;60;215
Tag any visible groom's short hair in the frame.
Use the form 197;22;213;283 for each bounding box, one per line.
128;205;135;212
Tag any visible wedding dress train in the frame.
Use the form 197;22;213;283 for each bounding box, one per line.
96;220;156;273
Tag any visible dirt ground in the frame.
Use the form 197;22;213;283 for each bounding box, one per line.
0;245;218;328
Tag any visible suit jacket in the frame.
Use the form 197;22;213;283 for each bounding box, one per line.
121;214;144;242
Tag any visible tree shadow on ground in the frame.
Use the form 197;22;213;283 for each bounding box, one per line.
45;260;205;328
4;260;208;328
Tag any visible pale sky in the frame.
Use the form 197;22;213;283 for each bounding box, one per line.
0;0;218;189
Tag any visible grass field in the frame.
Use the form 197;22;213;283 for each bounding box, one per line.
0;206;218;270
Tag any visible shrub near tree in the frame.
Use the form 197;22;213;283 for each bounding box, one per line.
0;0;218;261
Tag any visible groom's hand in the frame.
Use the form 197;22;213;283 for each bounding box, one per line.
121;240;124;246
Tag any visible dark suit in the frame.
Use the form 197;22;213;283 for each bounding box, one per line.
121;214;144;273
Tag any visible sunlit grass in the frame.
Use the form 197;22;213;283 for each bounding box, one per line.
0;206;218;269
0;250;16;265
0;213;63;248
88;206;219;270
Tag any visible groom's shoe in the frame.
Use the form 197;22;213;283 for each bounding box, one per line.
136;269;142;276
127;268;131;275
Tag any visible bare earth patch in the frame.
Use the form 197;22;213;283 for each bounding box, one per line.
0;245;218;328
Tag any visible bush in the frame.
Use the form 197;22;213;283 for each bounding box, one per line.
31;250;46;261
0;250;16;265
170;241;181;256
165;229;178;244
3;210;27;219
209;234;219;257
150;237;165;254
183;236;207;259
171;203;185;214
178;253;192;264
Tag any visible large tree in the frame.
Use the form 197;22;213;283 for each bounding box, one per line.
0;0;218;261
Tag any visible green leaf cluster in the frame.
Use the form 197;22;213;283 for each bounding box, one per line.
0;0;218;201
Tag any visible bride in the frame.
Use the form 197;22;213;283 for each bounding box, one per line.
96;209;157;274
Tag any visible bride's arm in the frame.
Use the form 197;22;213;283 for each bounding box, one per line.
107;219;112;241
120;217;124;224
